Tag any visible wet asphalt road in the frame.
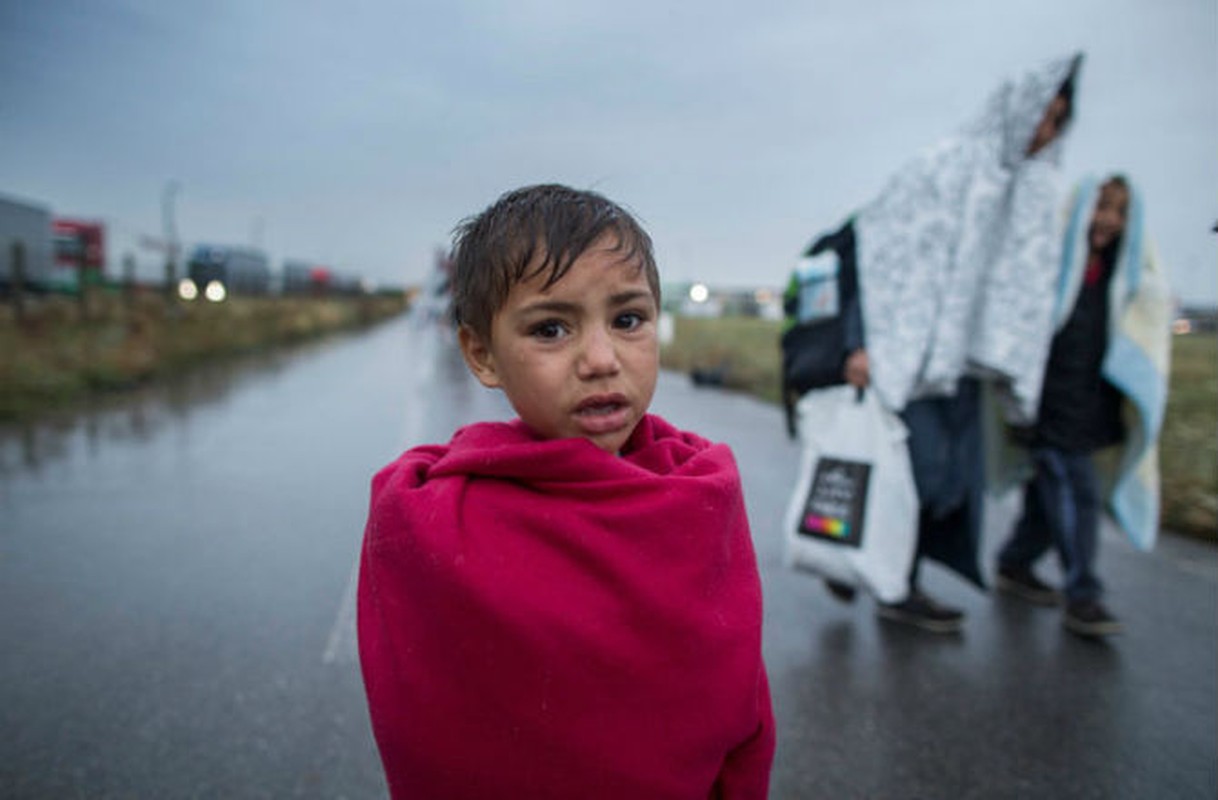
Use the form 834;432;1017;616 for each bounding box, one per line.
1;313;1214;799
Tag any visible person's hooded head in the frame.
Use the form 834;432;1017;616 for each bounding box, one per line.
966;52;1083;169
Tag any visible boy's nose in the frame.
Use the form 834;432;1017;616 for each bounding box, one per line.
577;327;620;378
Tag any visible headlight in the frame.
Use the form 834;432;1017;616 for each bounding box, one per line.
204;280;227;302
177;279;199;301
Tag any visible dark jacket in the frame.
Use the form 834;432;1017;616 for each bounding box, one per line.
1034;249;1125;452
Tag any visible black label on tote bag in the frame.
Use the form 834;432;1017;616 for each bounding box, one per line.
797;457;870;547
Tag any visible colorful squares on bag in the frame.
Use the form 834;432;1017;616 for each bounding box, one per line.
802;514;850;539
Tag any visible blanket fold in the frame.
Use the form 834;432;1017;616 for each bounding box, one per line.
854;52;1083;420
359;414;774;799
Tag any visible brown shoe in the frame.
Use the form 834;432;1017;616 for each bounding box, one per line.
877;590;964;634
996;564;1060;607
824;579;857;604
1064;600;1122;638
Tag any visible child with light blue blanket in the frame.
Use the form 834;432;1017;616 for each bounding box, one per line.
995;174;1172;638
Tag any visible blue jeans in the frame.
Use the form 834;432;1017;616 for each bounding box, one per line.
901;378;986;589
998;448;1103;603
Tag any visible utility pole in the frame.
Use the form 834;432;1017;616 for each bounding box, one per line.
162;180;180;302
122;251;136;311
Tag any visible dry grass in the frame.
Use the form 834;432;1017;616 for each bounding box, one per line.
1159;333;1218;537
0;289;409;420
660;315;783;405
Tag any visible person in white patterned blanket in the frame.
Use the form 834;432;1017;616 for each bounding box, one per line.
824;52;1085;633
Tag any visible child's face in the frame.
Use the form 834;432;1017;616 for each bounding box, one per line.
459;235;659;454
1088;183;1129;253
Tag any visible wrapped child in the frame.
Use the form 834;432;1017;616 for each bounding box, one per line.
358;184;775;799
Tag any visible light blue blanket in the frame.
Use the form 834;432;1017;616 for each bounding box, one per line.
1053;176;1172;550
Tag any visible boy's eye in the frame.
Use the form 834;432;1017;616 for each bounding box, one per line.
613;311;645;331
529;320;568;340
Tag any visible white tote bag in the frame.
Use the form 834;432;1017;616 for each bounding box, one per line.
782;385;917;603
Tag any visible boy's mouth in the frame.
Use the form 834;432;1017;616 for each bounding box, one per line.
573;393;631;433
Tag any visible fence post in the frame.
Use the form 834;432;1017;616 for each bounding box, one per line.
10;241;26;322
78;262;91;322
123;252;136;311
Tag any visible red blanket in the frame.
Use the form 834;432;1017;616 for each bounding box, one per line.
359;414;774;799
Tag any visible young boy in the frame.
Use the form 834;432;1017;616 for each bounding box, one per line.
358;184;775;799
995;175;1172;638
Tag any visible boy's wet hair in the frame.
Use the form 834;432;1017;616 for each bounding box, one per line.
450;184;660;341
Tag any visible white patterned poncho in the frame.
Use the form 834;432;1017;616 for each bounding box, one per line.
854;52;1084;423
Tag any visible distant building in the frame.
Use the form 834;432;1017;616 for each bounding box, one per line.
0;193;53;289
1174;304;1218;335
52;217;106;289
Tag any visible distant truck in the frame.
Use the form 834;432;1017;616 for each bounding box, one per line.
282;259;365;297
282;260;333;296
0;194;54;291
185;244;271;299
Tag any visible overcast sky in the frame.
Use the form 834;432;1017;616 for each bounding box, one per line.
2;0;1215;304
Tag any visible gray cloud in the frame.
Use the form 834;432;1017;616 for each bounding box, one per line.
2;0;1214;303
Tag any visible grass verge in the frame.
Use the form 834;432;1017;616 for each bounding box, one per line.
0;289;410;421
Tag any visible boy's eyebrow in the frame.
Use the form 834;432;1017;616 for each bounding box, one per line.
608;289;655;306
514;290;655;316
513;299;581;317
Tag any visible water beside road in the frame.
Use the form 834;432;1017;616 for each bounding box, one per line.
2;311;1215;799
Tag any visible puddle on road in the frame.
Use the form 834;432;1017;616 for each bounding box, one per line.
0;329;363;478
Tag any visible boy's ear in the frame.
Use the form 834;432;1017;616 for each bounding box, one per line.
458;324;503;389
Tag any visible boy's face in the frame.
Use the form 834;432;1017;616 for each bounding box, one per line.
1088;182;1129;253
459;235;660;454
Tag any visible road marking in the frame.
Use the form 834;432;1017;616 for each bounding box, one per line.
324;314;442;666
324;315;444;666
323;554;360;665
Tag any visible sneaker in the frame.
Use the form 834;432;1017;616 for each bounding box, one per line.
1063;600;1122;638
824;579;857;604
877;590;964;634
995;564;1060;606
